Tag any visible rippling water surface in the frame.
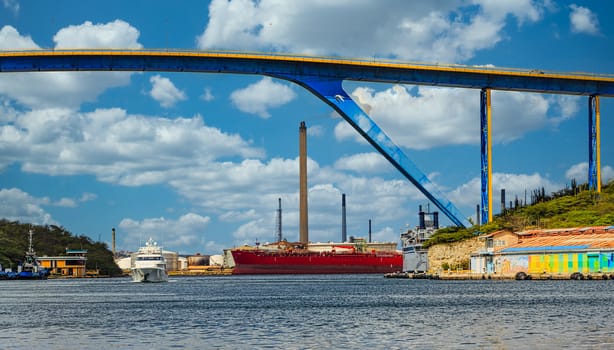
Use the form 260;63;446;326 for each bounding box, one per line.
1;275;613;349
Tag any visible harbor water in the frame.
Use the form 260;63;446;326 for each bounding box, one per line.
1;274;613;349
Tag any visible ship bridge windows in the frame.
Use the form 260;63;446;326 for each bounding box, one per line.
64;259;85;266
136;256;163;261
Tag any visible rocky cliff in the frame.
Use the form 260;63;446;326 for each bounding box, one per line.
427;237;481;272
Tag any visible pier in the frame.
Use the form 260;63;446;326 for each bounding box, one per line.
385;271;614;280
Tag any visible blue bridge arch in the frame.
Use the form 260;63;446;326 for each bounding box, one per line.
2;50;613;227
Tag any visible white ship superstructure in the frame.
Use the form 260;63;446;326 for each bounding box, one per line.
400;206;439;273
131;238;168;283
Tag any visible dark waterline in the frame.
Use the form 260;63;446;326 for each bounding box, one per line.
1;275;613;349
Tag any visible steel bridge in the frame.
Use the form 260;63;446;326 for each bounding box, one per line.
2;50;613;227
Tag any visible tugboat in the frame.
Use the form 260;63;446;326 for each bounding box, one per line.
14;229;49;280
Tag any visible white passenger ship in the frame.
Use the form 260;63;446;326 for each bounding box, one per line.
131;238;168;283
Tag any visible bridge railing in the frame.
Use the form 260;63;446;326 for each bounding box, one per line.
2;48;613;81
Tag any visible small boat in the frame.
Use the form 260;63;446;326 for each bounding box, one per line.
130;238;168;283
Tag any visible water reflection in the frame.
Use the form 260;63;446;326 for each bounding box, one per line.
1;276;613;349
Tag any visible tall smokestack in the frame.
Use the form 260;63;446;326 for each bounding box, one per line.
501;188;506;213
112;228;116;257
418;205;425;229
276;198;282;242
368;219;372;243
341;193;347;242
299;121;309;245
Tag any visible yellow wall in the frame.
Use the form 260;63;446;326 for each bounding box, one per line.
527;252;614;274
39;258;86;276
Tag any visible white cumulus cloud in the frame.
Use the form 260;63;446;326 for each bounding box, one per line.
118;213;211;252
80;192;98;202
448;172;562;217
336;85;578;150
50;192;98;208
565;162;614;184
54;198;77;208
2;0;19;16
197;0;546;63
569;4;600;35
201;87;215;102
0;188;56;225
0;25;37;49
334;152;392;174
230;77;296;118
0;108;265;185
53;19;143;48
149;75;187;108
0;22;142;109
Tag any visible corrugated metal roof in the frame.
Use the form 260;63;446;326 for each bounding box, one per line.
501;226;614;252
501;245;590;253
516;226;613;235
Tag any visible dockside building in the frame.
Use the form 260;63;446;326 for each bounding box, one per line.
471;226;614;277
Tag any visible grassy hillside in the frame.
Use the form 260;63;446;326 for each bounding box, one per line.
423;180;614;248
0;220;122;276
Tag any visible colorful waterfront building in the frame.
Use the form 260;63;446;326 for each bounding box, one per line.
471;226;614;276
470;230;520;274
38;249;88;277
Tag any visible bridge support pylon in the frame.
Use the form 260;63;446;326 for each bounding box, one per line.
480;89;492;225
588;95;601;192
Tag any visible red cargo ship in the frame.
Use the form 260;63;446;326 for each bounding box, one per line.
231;245;402;274
230;122;403;275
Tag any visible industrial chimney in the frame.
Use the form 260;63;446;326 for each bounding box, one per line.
276;198;282;242
341;193;347;242
112;227;116;257
501;188;506;213
299;121;309;245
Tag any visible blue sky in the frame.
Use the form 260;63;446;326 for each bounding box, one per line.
1;0;613;255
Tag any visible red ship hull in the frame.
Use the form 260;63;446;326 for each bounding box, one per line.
231;249;402;274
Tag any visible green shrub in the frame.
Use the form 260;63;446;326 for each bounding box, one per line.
422;181;613;248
